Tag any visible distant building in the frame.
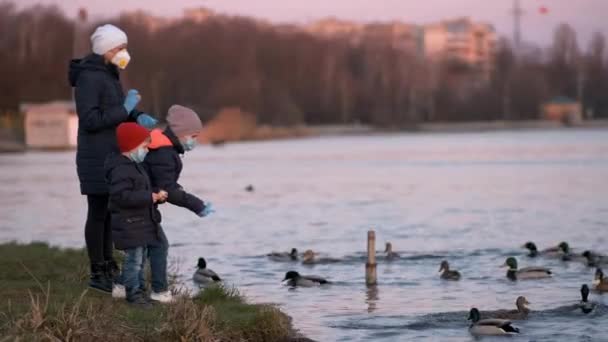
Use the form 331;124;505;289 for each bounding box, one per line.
541;97;583;124
307;18;363;37
21;101;77;149
423;18;497;79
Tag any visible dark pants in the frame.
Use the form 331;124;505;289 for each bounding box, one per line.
122;228;169;298
149;228;169;293
85;194;113;264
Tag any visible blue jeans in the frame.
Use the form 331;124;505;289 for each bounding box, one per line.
122;228;169;299
123;246;147;300
148;228;169;293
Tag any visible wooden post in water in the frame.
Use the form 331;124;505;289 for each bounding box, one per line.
366;230;377;286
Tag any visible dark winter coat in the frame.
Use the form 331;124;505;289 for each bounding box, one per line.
69;53;141;195
144;127;206;217
105;153;161;250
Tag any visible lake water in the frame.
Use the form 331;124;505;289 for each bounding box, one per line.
1;129;608;341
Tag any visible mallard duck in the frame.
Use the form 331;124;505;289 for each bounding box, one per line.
482;296;530;320
502;257;552;281
544;241;571;259
438;260;461;280
384;242;400;260
282;271;330;287
594;268;608;292
468;308;520;336
582;251;608;268
193;258;221;285
301;249;341;265
579;284;596;314
267;248;298;262
522;242;539;257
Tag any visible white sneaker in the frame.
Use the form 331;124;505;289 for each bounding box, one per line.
112;284;126;299
150;291;175;303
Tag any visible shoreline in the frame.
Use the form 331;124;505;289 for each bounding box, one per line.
0;242;314;341
2;119;607;152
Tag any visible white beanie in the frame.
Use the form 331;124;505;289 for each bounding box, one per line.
90;24;128;55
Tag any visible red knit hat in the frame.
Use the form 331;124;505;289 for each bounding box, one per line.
116;122;150;153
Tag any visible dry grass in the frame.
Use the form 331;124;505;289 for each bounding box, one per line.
0;242;301;342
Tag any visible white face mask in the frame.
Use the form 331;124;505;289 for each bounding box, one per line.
111;49;131;69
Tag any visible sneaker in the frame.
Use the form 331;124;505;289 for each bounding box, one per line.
112;284;126;299
150;291;175;304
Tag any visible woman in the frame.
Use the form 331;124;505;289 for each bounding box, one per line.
68;24;157;293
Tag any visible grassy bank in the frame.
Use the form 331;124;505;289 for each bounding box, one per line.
0;242;310;341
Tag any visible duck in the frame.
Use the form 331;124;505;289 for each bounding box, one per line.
467;308;520;336
502;257;552;281
384;242;400;260
544;241;571;259
301;249;341;265
522;242;539;257
482;296;530;320
438;260;461;280
282;271;330;287
267;248;299;262
193;258;221;285
579;284;596;314
582;250;608;268
594;268;608;292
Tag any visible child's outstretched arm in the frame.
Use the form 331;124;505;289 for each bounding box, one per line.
145;153;207;215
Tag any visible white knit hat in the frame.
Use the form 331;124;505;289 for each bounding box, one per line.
90;24;128;55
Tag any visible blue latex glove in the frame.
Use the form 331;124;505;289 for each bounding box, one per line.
123;89;140;114
136;113;158;129
198;203;215;217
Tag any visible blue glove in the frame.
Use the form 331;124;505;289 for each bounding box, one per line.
198;203;215;217
123;89;140;114
136;113;158;129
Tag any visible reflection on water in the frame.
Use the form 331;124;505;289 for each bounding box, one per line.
1;129;608;341
366;285;379;313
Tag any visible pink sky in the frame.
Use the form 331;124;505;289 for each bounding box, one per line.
16;0;608;46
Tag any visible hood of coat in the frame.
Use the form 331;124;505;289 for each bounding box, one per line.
69;53;119;87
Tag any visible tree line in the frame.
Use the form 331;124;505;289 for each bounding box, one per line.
2;2;608;127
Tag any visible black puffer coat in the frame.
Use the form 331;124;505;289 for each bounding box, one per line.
144;127;206;217
69;54;141;195
105;153;161;250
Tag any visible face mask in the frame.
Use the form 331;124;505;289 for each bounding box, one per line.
182;137;197;151
129;146;148;163
111;49;131;69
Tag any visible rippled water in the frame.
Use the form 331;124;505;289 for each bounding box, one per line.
1;129;608;341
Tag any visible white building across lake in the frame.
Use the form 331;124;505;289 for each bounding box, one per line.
21;101;77;149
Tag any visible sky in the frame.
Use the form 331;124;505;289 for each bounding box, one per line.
15;0;608;46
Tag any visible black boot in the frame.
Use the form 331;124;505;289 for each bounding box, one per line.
89;262;112;293
127;290;153;309
105;259;122;284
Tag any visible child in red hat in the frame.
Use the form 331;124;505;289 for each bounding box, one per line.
105;122;168;307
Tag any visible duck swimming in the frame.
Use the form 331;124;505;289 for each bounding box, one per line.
522;242;539;257
467;308;520;336
193;258;221;285
384;242;400;260
482;296;530;320
594;268;608;292
301;250;341;265
438;260;461;280
582;251;608;268
502;257;552;281
282;271;330;287
523;241;571;259
267;248;299;262
579;284;596;314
